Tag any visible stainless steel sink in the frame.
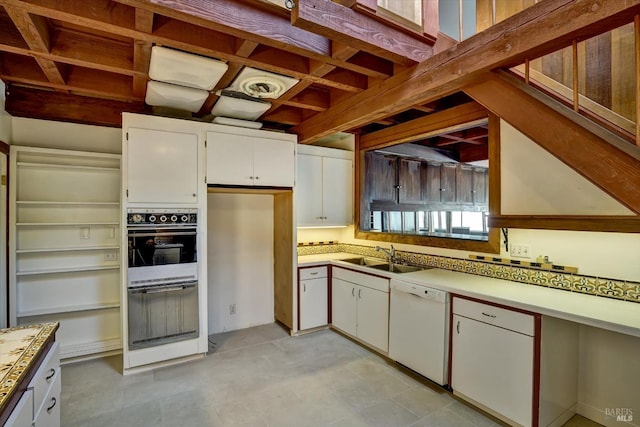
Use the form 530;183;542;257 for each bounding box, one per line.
367;263;424;273
340;257;387;267
339;257;425;273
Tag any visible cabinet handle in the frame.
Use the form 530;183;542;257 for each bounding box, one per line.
358;289;362;298
47;397;57;413
192;193;197;197
255;176;260;180
45;368;55;381
456;320;460;334
440;188;446;192
351;287;355;297
481;312;497;319
303;283;306;292
316;216;324;219
249;176;254;180
310;272;318;276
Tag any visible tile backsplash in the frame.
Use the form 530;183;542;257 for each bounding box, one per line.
297;242;640;303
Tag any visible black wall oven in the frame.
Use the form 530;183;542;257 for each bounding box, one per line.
126;208;200;350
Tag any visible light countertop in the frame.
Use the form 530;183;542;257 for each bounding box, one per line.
298;253;640;338
0;322;59;418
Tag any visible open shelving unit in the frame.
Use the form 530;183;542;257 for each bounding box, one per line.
10;146;122;360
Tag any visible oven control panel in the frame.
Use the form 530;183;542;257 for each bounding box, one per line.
127;208;197;225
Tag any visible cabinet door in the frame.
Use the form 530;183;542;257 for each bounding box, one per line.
127;128;199;203
206;132;254;186
300;277;328;330
253;138;294;187
4;389;33;427
322;157;353;226
296;154;324;226
398;159;424;204
366;152;397;204
425;162;442;203
473;168;488;206
451;314;534;427
456;166;474;205
356;286;389;352
331;278;357;336
440;163;457;203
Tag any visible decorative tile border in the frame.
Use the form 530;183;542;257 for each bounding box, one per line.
297;242;640;304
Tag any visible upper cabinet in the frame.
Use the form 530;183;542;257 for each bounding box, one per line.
206;127;296;188
296;145;353;227
125;127;200;204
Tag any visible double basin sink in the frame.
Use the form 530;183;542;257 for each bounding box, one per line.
339;257;427;274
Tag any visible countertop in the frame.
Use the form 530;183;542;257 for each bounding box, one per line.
298;253;640;338
0;322;59;419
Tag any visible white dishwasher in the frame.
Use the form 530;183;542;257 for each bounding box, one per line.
389;278;450;386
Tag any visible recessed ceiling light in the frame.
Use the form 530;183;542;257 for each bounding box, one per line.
145;80;209;113
149;46;228;91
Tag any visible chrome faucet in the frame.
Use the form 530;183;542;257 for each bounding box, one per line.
375;244;396;266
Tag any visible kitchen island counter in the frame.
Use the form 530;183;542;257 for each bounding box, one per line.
0;322;59;425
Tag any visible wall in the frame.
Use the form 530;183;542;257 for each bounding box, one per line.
11;117;121;154
207;193;274;334
0;81;11;144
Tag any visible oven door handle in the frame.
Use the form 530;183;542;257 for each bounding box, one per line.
143;286;188;294
127;231;197;238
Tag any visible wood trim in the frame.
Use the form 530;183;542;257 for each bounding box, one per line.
359;102;488;150
532;314;542;427
464;71;640;214
0;141;8;328
274;191;294;330
489;215;640;233
293;0;640;143
293;0;433;65
636;15;640;145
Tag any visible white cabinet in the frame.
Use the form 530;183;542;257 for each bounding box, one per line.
126;127;199;204
451;296;580;427
296;145;353;227
10;147;122;359
5;342;60;427
331;267;389;352
206;128;295;187
298;266;328;330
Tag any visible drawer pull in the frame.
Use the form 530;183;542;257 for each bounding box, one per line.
47;397;57;413
303;283;306;292
46;368;56;381
482;312;497;319
351;288;355;297
358;289;362;299
309;272;318;276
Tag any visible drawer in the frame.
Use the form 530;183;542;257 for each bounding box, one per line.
33;372;60;427
332;267;389;293
5;389;33;427
452;297;535;336
299;266;328;280
29;342;60;413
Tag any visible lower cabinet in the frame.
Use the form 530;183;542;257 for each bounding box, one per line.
451;296;578;427
6;342;61;427
298;266;328;330
331;267;389;353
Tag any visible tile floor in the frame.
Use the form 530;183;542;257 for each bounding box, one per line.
61;323;600;427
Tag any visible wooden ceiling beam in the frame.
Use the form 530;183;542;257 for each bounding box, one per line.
359;102;488;150
5;84;146;127
292;0;432;65
457;144;489;163
4;5;66;85
292;0;640;143
113;0;387;78
464;71;640;214
133;8;153;97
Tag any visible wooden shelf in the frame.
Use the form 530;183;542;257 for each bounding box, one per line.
17;302;120;317
17;161;119;172
16;265;119;276
16;201;119;206
16;246;120;254
16;222;120;226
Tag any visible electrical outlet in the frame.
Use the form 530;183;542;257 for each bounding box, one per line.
104;252;117;262
229;304;236;315
510;243;531;258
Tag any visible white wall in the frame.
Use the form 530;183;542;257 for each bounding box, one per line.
500;121;633;215
11;117;121;154
0;81;11;144
207;193;274;334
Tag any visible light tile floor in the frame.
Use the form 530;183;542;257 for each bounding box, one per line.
61;323;600;427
